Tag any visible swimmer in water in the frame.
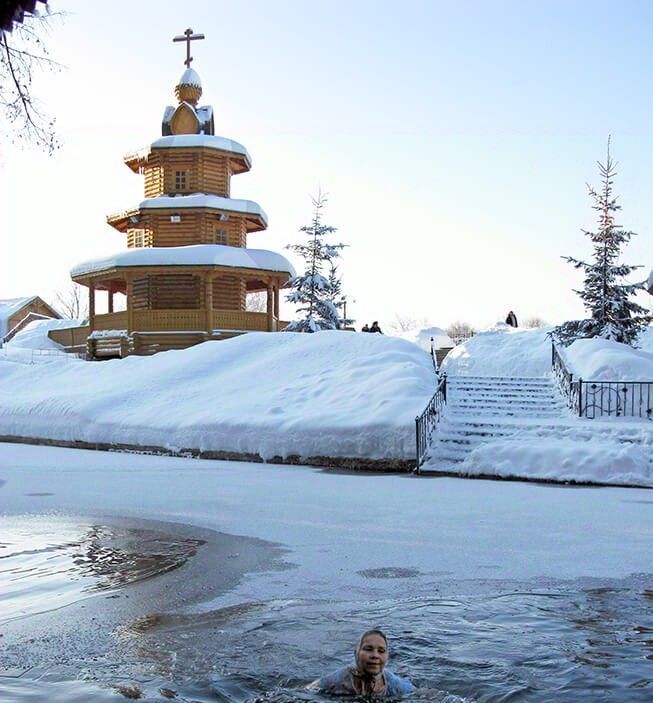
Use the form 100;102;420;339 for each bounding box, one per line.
312;629;413;697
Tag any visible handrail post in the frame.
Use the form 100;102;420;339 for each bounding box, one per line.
414;416;421;474
578;378;583;417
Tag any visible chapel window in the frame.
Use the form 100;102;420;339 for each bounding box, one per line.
175;170;187;192
131;228;145;247
215;229;227;245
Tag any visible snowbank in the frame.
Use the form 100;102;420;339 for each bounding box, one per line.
441;324;553;377
460;439;652;487
394;326;453;352
441;324;653;381
564;336;653;381
0;331;435;462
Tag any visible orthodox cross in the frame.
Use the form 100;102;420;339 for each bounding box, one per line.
173;28;205;68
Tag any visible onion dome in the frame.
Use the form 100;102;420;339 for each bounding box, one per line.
175;68;202;105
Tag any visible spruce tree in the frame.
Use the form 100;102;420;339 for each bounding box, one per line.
554;140;651;346
285;193;347;332
323;245;354;329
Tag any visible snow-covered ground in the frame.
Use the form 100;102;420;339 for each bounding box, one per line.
438;324;653;487
2;320;652;486
392;325;453;352
442;322;653;379
0;327;435;462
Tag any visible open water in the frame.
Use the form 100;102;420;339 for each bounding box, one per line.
1;515;652;703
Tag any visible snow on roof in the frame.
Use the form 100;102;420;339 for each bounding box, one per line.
137;193;267;224
70;244;296;278
6;318;85;351
151;134;250;162
0;296;38;337
178;67;201;88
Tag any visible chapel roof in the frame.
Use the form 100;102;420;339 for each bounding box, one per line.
70;244;296;279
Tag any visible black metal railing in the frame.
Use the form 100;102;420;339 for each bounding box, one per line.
415;372;447;472
551;340;580;414
552;341;653;420
579;380;653;419
429;336;439;375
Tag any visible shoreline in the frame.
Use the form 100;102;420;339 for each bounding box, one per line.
0;514;290;682
2;435;651;488
0;433;415;473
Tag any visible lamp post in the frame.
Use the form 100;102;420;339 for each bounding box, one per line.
342;296;355;330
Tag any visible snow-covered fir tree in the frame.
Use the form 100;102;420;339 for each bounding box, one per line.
285;193;348;332
554;140;652;346
324;245;354;329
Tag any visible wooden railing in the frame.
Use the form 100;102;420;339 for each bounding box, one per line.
93;311;128;330
48;325;90;350
213;310;269;331
133;310;204;331
49;310;283;344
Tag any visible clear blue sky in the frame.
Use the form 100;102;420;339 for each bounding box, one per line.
2;0;652;329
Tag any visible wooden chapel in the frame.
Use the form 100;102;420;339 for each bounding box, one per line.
51;29;295;357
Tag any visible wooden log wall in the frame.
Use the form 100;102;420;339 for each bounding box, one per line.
212;275;246;310
143;212;248;248
143;157;163;197
143;149;231;198
131;274;202;310
132;277;151;310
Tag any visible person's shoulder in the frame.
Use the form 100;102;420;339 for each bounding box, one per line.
384;668;414;694
317;665;354;693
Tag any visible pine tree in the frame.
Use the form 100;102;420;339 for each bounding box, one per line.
554;139;652;346
285;192;346;332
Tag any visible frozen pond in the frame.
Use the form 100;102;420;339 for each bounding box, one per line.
1;443;652;702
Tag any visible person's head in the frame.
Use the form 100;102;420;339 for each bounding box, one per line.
354;629;389;677
372;321;379;326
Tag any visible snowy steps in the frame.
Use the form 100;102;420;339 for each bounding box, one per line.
422;374;652;473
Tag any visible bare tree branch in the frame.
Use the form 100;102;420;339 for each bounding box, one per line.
0;9;64;153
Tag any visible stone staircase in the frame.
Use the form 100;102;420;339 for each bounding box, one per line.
422;374;571;472
422;374;653;474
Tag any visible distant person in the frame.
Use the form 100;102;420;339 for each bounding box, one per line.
505;310;518;328
369;320;383;334
312;629;413;697
361;323;370;333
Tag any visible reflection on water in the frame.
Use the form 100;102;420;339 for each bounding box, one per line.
0;516;203;623
0;516;652;702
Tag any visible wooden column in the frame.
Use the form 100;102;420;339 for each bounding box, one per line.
88;282;96;334
273;281;280;319
108;286;114;314
126;274;134;334
205;273;214;335
266;280;274;331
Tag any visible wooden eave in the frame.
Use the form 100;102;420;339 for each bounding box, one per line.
106;208;140;232
124;153;146;174
107;206;266;233
144;145;251;174
72;263;291;287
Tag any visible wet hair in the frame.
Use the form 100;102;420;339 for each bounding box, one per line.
355;629;388;655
